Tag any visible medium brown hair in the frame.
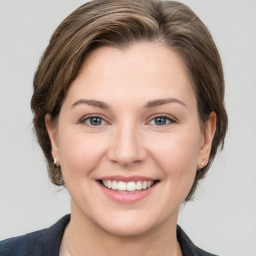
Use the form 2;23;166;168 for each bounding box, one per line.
31;0;228;201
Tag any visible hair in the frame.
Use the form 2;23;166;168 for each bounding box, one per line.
31;0;228;201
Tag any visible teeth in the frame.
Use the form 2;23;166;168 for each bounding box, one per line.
136;181;142;190
112;180;118;190
142;181;147;189
101;180;155;191
127;182;136;191
148;181;154;187
107;180;111;189
118;181;126;191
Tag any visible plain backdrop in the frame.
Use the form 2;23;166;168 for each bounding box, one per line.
0;1;255;255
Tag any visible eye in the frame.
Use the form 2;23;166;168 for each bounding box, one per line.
148;115;175;126
81;116;107;126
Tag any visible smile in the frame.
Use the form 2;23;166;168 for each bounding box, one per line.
100;180;156;192
97;176;160;203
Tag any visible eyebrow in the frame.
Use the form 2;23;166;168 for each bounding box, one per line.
145;98;187;108
72;99;109;109
71;97;187;110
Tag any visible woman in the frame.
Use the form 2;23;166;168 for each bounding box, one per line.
0;0;227;255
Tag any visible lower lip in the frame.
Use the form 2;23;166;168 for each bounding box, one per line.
97;182;157;203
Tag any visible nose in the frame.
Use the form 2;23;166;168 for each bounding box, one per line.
107;122;147;167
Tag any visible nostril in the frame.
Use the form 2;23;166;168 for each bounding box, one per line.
106;134;147;166
108;157;144;168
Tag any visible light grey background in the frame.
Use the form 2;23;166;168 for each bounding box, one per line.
0;1;255;255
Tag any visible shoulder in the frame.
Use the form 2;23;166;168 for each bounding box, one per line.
0;215;70;256
177;225;218;256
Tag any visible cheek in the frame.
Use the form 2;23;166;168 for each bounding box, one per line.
58;130;107;179
149;129;201;177
152;131;201;202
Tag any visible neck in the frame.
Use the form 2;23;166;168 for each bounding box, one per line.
65;200;181;256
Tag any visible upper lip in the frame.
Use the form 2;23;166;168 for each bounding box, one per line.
97;175;157;182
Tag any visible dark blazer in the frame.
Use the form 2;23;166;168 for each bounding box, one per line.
0;215;217;256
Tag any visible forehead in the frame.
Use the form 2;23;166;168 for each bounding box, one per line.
64;42;196;109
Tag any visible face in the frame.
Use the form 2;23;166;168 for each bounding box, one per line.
46;42;215;237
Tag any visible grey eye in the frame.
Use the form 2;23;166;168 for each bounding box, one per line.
149;116;173;126
154;117;168;125
90;117;102;125
83;116;106;126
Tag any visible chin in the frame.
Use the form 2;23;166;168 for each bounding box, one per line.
92;209;169;238
100;220;155;238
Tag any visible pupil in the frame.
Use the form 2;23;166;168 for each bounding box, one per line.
90;117;102;125
155;117;166;125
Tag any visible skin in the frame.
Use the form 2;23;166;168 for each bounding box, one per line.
45;42;216;256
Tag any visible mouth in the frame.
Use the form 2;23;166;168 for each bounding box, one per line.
98;179;159;193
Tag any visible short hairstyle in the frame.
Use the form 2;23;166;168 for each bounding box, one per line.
31;0;228;201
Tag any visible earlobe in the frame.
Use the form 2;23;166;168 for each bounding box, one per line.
45;114;59;160
198;112;217;168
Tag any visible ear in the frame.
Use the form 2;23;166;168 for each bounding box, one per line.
197;112;217;168
45;114;59;164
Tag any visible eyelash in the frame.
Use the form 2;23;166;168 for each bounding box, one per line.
79;114;108;126
79;114;176;127
147;114;176;126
